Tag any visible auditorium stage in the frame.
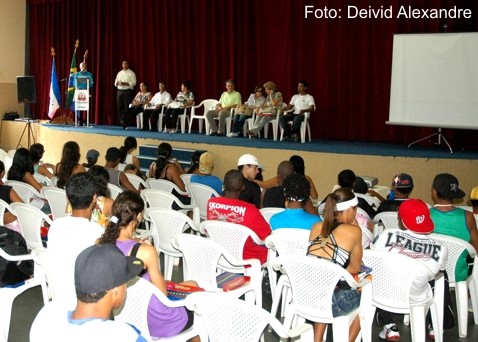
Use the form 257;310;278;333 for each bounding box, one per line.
1;120;476;202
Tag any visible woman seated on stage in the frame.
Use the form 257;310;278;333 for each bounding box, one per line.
307;188;363;342
55;141;86;189
227;84;265;138
247;81;282;139
122;82;152;129
162;80;194;133
98;191;199;341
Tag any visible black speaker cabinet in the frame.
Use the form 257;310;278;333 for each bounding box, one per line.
17;76;36;104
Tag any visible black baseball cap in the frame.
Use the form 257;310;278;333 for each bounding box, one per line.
392;173;414;189
75;244;143;293
433;173;465;199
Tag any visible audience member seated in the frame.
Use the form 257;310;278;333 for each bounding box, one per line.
336;169;376;219
162;80;194;133
7;147;44;192
122;82;152;129
261;160;294;208
30;143;54;178
430;173;478;283
237;154;261;208
190;152;223;194
98;191;199;341
227;84;265;138
207;170;271;264
48;173;104;306
269;174;321;231
141;81;172;131
376;173;414;214
184;150;204;175
55;141;86;189
307;188;363;341
30;244;146;341
82;149;99;169
247;81;283;139
0;160;23;234
87;165;114;227
205;79;242;136
279;80;316;142
104;147;139;193
119;136;141;173
469;186;478;215
372;199;447;341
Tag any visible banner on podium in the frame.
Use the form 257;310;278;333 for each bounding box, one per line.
74;89;89;110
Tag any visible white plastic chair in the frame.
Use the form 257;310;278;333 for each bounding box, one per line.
0;248;48;342
355;192;381;208
173;233;262;306
279;111;312;143
107;183;123;200
146;208;198;281
33;173;54;187
259;207;285;224
185;291;312;342
50;176;58;187
113;277;203;342
145;178;190;197
362;249;444;342
4;180;45;209
199;220;266;306
10;202;52;251
188;99;219;134
0;199;13;225
177;102;194;134
179;173;193;186
273;254;372;342
125;173;149;190
429;233;478;338
372;211;400;238
40;187;69;220
186;182;220;221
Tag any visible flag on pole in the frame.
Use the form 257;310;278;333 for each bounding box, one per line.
48;50;61;119
65;39;79;110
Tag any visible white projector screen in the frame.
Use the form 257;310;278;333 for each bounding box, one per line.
388;32;478;130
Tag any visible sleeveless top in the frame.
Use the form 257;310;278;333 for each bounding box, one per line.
307;223;351;269
106;168;121;188
115;239;188;338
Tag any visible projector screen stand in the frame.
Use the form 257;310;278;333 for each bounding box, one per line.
408;128;453;154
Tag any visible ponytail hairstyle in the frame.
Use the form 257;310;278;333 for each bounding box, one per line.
119;136;138;163
321;188;356;238
98;191;145;244
187;150;204;174
154;143;172;179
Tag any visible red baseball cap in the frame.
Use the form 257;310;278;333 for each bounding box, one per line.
398;199;434;234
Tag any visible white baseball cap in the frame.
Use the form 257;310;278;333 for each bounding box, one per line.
237;153;259;166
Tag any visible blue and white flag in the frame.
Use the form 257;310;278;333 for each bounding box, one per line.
48;57;61;118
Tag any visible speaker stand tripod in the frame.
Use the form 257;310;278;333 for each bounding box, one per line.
16;119;36;149
408;127;453;154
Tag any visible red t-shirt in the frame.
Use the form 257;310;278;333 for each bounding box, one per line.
207;196;271;264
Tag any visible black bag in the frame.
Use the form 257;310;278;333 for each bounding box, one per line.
3;112;19;121
0;226;34;286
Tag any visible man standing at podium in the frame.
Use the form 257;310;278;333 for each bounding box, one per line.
73;62;94;126
114;60;136;126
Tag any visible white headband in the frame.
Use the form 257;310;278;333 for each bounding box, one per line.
335;196;358;212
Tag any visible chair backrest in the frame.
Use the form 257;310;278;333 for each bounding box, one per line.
0;198;12;225
33;173;54;187
125;173;149;190
180;173;194;186
259;207;285;224
187;183;220;219
50;176;58;187
429;233;477;283
107;183;123;200
199;220;264;261
4;180;43;203
191;99;219;116
10;202;52;250
265;229;310;256
372;211;400;238
147;208;197;256
355;192;381;208
362;249;434;310
274;254;358;319
40;187;68;220
146;178;189;196
141;188;182;209
185;291;301;341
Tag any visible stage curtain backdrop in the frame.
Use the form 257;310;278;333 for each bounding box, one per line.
27;0;478;150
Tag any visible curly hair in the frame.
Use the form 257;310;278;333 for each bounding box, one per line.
283;174;310;204
56;141;81;189
321;188;355;238
119;136;138;163
98;191;145;244
87;165;111;198
7;148;34;181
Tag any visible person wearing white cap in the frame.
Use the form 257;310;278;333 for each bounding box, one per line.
372;199;448;341
237;153;261;208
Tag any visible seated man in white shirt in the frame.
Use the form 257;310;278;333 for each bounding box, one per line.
141;82;172;131
47;172;105;307
279;80;315;142
372;199;447;341
30;244;147;342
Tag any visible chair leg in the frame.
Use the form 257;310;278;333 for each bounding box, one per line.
455;282;469;337
198;119;203;134
409;306;427;342
163;254;174;281
272;121;278;141
469;277;478;324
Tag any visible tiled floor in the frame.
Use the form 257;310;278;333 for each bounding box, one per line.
9;267;478;342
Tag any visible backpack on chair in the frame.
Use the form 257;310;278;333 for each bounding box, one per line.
0;225;34;286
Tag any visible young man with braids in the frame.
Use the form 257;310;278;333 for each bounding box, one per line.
269;173;321;231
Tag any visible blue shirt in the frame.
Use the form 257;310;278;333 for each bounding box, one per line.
74;70;94;89
270;208;321;231
190;174;223;194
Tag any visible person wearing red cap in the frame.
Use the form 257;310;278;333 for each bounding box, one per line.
372;199;448;341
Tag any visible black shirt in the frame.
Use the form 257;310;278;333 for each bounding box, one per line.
239;179;261;208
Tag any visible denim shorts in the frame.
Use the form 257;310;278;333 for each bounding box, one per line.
331;287;361;317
